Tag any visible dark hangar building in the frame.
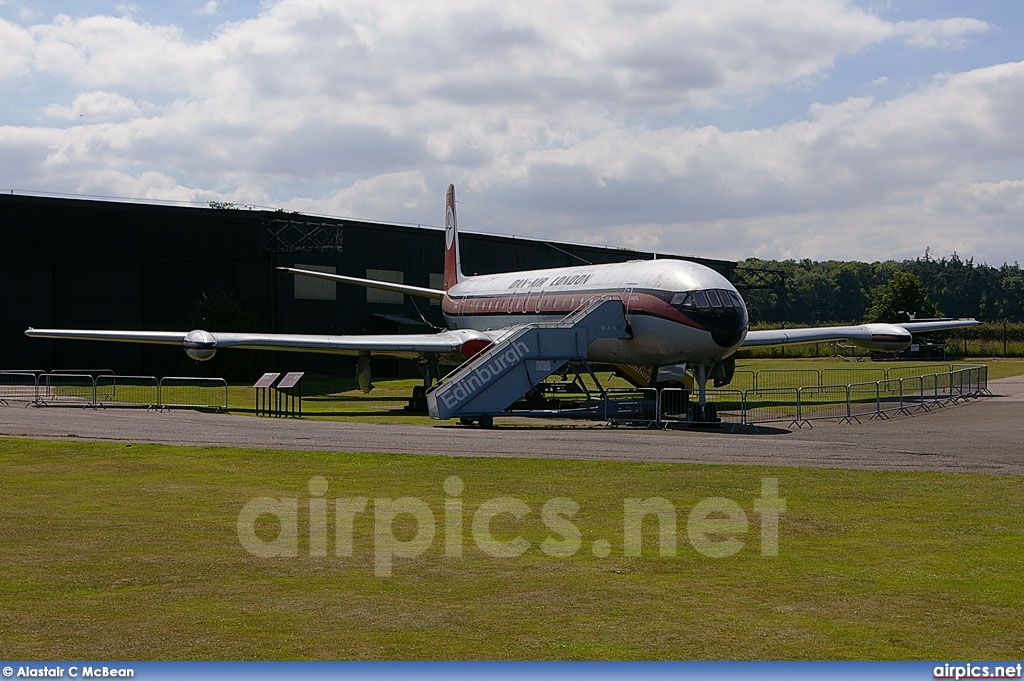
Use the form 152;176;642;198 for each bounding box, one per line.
2;192;737;378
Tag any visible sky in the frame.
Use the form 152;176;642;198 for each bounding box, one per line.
1;0;1023;265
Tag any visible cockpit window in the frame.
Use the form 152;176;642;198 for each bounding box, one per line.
673;289;742;311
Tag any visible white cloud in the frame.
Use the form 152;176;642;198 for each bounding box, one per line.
43;90;143;120
30;13;212;92
0;18;32;81
962;180;1024;215
895;17;990;49
0;1;1020;265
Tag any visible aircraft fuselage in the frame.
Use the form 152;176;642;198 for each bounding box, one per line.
442;258;749;366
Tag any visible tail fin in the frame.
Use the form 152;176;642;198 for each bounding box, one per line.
443;183;464;289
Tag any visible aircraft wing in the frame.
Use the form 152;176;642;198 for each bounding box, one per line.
24;327;496;362
742;318;979;351
890;319;983;334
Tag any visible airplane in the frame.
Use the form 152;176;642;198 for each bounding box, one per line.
25;184;979;422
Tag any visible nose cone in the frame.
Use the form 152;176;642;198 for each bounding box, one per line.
708;305;749;349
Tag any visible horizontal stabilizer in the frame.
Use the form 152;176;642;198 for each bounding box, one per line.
277;267;445;300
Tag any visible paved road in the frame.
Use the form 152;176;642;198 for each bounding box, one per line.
2;376;1022;474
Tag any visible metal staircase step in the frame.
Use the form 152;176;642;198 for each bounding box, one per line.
426;299;629;420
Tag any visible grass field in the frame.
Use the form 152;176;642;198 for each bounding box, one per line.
2;438;1022;659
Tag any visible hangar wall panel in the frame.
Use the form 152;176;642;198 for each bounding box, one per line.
2;193;735;378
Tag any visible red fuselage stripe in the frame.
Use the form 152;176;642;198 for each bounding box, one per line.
441;287;709;331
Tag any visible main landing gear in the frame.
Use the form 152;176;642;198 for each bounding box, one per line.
404;359;440;413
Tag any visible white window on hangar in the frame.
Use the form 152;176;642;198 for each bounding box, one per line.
366;269;404;305
293;264;336;301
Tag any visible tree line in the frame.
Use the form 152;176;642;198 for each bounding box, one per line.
740;253;1024;325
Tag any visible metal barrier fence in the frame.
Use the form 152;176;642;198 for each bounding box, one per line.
755;369;819;391
797;385;853;425
4;365;989;426
96;375;160;408
0;371;227;411
158;377;229;411
743;387;801;427
749;364;988;427
885;363;953;381
846;382;884;423
927;371;954;403
729;370;757;392
737;364;965;391
0;371;42;406
594;364;988;428
600;388;659;427
39;373;97;407
821;367;886;386
674;388;746;427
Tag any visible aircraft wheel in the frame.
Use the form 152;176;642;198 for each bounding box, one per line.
478;415;494;429
407;385;428;413
460;417;475;426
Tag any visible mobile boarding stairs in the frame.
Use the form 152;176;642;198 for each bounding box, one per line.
425;299;631;425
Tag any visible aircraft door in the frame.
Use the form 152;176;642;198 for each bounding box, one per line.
623;287;635;315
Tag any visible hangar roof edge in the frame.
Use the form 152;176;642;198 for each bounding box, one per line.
0;191;736;269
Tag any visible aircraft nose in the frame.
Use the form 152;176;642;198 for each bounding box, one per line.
709;305;748;349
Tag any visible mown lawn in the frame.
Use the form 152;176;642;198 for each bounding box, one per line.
1;438;1021;659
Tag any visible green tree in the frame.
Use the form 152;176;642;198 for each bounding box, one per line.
864;271;940;322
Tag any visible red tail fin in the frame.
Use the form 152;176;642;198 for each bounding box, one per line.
443;184;464;290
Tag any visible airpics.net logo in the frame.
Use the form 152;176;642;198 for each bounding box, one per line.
236;476;786;576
